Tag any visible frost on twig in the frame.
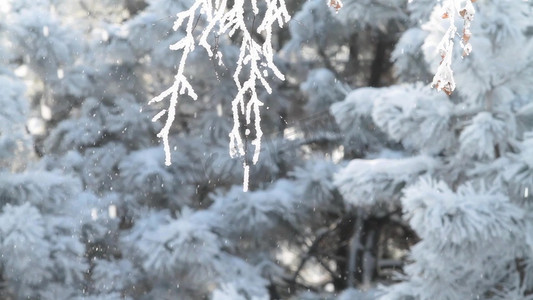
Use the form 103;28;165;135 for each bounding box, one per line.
150;0;290;191
327;0;343;13
432;0;475;95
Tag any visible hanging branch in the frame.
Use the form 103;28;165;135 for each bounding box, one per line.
150;0;290;191
432;0;476;95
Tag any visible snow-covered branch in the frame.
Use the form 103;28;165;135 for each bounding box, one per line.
150;0;290;191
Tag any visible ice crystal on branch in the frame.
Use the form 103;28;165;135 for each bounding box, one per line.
327;0;343;13
150;0;290;191
431;0;476;95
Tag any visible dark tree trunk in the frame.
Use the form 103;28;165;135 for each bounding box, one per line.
333;214;355;291
368;34;390;87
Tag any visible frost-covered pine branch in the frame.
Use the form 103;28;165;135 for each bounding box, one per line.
150;0;290;191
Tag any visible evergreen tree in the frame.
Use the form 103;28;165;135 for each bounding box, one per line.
333;1;533;299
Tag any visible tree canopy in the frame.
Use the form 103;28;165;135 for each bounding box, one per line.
0;0;532;299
